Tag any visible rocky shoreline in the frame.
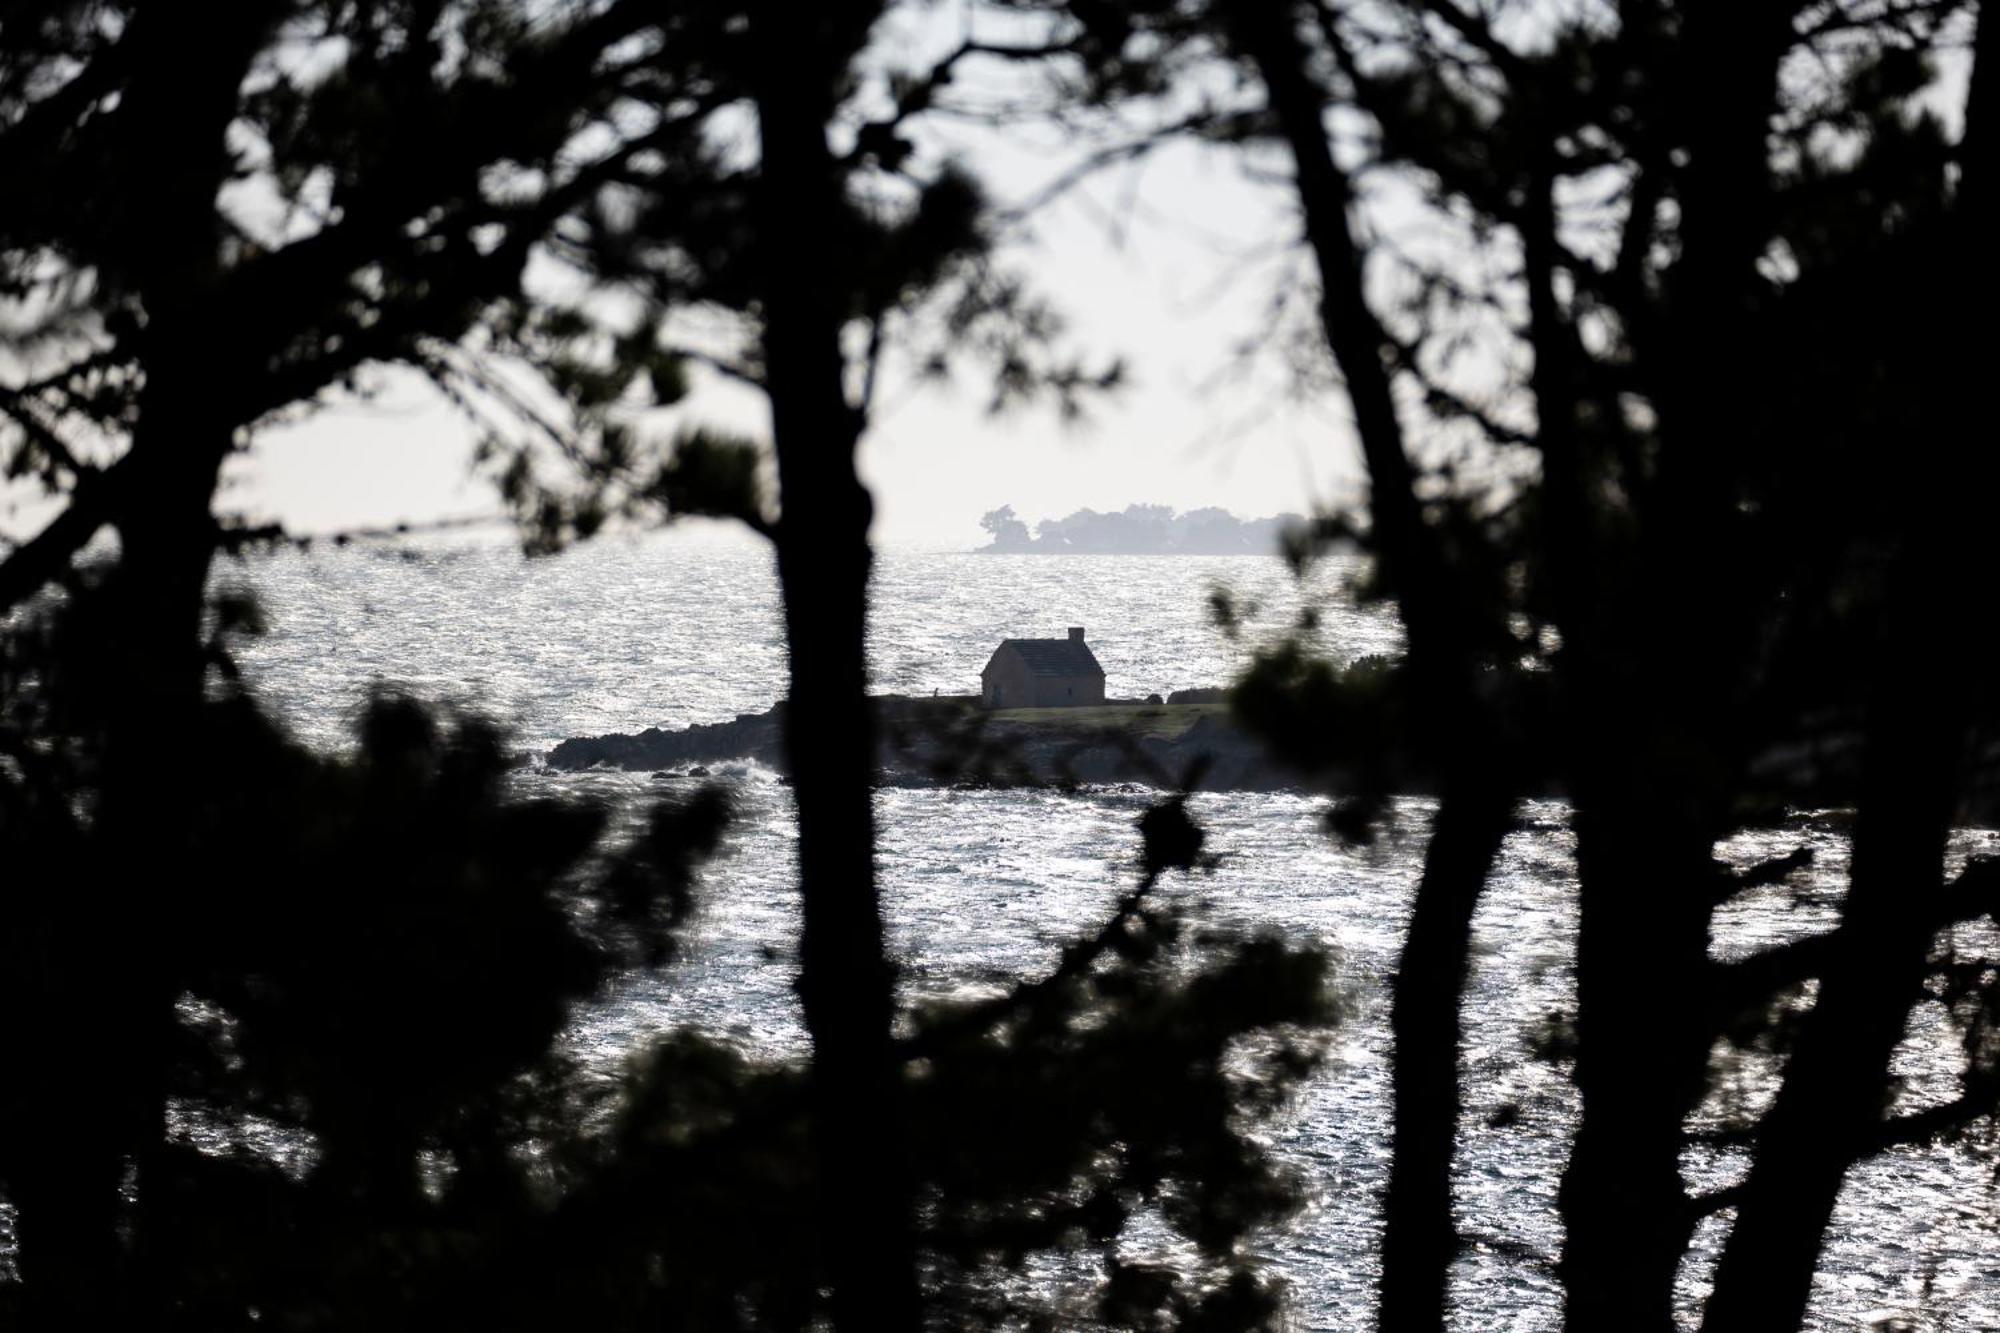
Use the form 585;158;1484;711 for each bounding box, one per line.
545;694;1315;791
542;696;2000;830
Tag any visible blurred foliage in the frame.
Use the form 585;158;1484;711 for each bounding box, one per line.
0;4;1342;1328
0;569;1336;1329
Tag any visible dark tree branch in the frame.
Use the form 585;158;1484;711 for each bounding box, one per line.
0;459;127;615
1709;857;2000;1019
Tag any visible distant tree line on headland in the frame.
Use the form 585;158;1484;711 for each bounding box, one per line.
976;503;1306;555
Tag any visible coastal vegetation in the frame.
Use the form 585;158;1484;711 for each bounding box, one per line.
0;4;1327;1329
2;1;1996;1331
976;503;1305;555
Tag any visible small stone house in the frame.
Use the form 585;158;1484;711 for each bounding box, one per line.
980;627;1106;709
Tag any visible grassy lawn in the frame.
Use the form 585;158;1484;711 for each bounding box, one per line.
984;702;1230;737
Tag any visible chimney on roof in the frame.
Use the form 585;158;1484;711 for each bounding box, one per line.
1068;626;1085;641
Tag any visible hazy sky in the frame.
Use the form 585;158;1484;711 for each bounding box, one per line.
5;5;1980;554
227;30;1367;550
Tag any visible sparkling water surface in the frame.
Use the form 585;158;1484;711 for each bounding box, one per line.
225;527;1998;1332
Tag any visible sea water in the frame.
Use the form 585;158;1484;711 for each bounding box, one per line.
219;526;1997;1333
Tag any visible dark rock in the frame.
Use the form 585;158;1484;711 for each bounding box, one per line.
544;694;1316;792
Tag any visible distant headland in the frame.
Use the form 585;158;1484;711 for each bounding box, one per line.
974;504;1304;556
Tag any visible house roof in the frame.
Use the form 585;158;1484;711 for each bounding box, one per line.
986;637;1104;678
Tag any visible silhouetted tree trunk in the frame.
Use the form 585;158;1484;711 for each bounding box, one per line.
1379;783;1512;1329
1553;792;1714;1333
6;8;269;1320
1504;85;1708;1333
1698;11;1995;1329
94;349;241;1313
1550;10;1794;1327
1228;9;1515;1329
1212;3;1989;1328
0;3;738;1319
1696;545;1971;1333
749;7;921;1331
